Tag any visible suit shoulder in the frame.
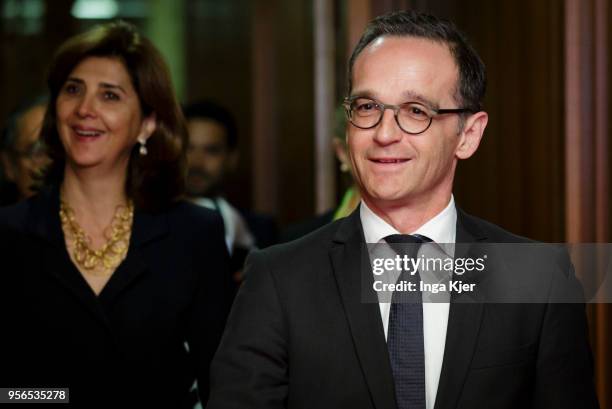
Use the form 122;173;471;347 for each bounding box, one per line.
460;210;573;277
238;208;279;248
250;217;343;265
167;200;223;227
279;210;335;243
239;208;276;227
241;221;343;295
165;200;225;243
459;210;537;244
0;199;30;231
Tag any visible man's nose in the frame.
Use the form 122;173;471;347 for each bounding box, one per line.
373;108;403;145
187;147;210;163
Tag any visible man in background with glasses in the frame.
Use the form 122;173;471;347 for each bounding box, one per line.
208;10;598;409
0;97;48;205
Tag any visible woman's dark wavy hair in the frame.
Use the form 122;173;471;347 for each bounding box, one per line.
40;20;187;211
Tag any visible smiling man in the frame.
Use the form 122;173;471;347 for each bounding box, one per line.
208;10;598;409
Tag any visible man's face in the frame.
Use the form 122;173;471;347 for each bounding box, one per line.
2;104;48;198
186;118;234;197
348;36;466;209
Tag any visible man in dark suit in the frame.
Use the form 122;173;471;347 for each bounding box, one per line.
208;10;599;409
183;100;278;282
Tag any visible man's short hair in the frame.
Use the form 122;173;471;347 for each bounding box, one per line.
1;95;48;155
348;10;486;112
183;101;238;150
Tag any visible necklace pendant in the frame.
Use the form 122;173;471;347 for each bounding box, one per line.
61;198;134;276
84;256;97;269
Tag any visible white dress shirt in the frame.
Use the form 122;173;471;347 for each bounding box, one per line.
193;197;256;255
360;197;457;409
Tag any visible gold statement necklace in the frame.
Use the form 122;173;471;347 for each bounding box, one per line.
60;198;134;276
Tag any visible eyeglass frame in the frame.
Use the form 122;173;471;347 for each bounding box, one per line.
8;139;47;160
343;96;475;135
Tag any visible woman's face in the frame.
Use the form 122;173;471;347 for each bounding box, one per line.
56;56;155;172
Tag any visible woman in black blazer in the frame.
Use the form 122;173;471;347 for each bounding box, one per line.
0;21;232;408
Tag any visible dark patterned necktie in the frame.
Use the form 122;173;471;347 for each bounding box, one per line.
384;234;432;409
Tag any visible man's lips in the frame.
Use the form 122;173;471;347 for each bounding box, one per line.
369;158;411;164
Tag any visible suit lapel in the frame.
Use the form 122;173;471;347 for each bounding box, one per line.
26;187;115;334
98;209;168;304
25;188;169;328
330;209;397;409
433;209;486;409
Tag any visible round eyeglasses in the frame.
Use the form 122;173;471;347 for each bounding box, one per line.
11;139;47;161
343;97;473;135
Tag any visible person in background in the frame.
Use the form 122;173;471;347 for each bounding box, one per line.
0;97;48;205
183;100;278;282
0;21;232;408
280;105;360;242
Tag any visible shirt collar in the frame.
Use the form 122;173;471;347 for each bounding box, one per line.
360;195;457;244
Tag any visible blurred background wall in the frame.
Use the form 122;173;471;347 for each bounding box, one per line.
0;0;610;405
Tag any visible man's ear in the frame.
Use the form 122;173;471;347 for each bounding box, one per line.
333;137;351;173
456;111;488;160
332;138;348;163
138;113;157;144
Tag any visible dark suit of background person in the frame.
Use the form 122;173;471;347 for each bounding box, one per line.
208;10;598;409
183;100;278;283
0;186;233;408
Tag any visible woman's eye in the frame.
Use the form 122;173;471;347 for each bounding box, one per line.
103;91;120;101
63;84;80;94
